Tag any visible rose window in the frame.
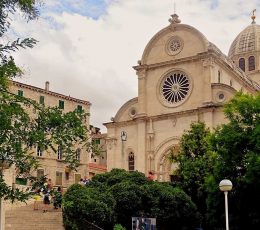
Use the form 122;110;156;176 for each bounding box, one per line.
166;36;183;55
169;40;181;52
161;71;190;104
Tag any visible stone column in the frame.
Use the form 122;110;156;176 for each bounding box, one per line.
136;119;146;173
136;69;147;116
147;119;155;173
202;57;215;102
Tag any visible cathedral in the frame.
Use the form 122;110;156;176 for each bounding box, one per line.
104;13;260;181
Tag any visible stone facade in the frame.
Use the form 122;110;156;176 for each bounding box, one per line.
104;14;260;181
7;81;91;188
89;126;107;178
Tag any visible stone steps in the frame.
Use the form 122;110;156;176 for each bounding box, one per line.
5;204;64;230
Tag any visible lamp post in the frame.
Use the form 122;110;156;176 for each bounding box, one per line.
120;131;127;168
219;179;233;230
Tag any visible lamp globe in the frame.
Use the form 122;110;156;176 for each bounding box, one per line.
219;179;233;192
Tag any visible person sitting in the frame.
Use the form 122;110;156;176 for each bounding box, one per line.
78;178;85;185
83;176;90;185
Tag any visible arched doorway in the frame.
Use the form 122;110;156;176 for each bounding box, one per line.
153;137;180;182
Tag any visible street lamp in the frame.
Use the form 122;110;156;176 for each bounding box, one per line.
219;179;233;230
121;131;127;142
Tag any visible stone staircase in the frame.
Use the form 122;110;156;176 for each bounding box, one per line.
5;203;64;230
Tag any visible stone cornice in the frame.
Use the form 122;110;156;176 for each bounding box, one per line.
104;104;223;128
133;50;259;92
91;133;107;139
11;80;91;106
133;52;207;71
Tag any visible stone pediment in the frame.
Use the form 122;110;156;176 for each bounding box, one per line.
140;18;210;66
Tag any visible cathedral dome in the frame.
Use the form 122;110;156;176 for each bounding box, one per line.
228;23;260;58
227;12;260;85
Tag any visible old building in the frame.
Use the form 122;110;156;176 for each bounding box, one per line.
8;81;91;187
89;126;107;178
104;13;260;181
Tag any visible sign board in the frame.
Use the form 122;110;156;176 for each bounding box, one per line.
132;217;156;230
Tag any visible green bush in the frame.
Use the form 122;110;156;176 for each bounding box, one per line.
63;170;200;230
63;184;115;229
113;224;126;230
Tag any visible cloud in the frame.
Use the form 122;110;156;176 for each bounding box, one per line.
41;0;114;19
10;0;260;132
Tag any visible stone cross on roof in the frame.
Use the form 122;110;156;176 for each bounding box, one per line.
169;14;181;24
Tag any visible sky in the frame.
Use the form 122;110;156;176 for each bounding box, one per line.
10;0;260;132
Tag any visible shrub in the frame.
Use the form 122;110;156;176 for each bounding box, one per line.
113;224;126;230
63;170;200;230
63;184;115;229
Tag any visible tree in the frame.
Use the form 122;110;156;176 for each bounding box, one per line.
63;169;200;230
0;1;93;202
63;184;115;230
206;92;260;230
170;122;216;226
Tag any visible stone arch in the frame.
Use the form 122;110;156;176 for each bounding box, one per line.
154;137;180;181
114;97;138;122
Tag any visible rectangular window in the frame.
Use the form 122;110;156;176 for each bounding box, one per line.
65;172;69;180
59;100;64;109
15;178;27;185
92;139;100;145
37;146;43;157
75;174;81;184
57;145;62;160
76;148;81;161
17;90;23;97
39;95;45;105
77;105;82;112
56;171;62;185
37;169;44;178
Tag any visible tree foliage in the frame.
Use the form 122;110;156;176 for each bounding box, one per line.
63;169;200;230
206;92;260;230
170;122;216;226
0;0;93;202
170;92;260;229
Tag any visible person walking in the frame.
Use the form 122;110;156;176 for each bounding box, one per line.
33;188;41;210
42;178;53;212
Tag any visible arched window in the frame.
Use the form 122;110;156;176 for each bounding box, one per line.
218;71;221;83
248;56;255;71
239;58;245;71
128;152;135;172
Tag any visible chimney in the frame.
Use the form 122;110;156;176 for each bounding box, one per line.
45;81;49;91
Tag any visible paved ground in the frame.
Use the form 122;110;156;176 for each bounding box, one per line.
5;203;64;230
